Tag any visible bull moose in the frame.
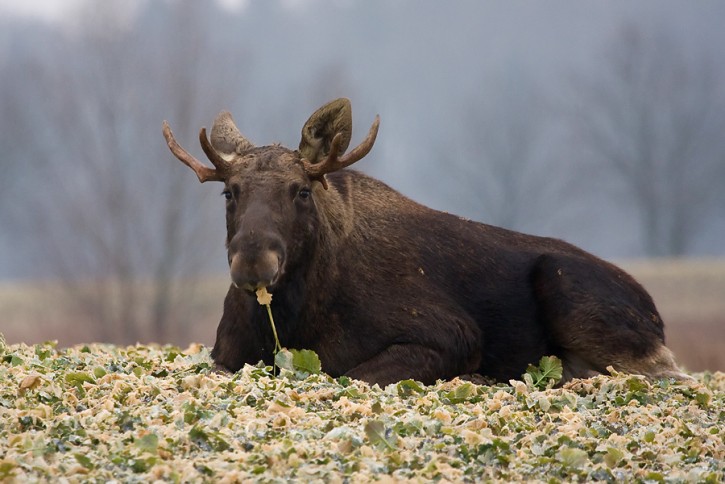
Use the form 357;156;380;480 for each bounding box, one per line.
162;98;687;386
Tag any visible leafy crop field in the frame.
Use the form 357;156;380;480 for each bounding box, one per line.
1;335;722;482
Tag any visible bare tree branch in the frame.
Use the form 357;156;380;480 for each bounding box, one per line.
2;0;248;344
570;23;725;256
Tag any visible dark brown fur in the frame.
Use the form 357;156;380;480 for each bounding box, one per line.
163;98;687;386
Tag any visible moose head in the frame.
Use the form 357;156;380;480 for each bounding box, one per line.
162;99;380;292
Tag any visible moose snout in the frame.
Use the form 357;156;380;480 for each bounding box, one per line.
228;233;285;291
230;250;281;291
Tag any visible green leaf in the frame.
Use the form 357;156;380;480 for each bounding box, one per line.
34;345;53;361
537;355;563;382
275;348;322;376
2;354;23;366
679;423;695;438
195;464;214;476
364;420;397;450
626;376;649;393
558;447;588;468
189;426;230;452
165;350;180;362
0;460;16;480
74;453;94;470
291;349;321;375
134;433;159;454
131;457;157;473
397;379;425;397
603;447;624;468
695;391;711;407
524;356;563;390
337;387;362;399
444;382;476;404
183;402;211;424
65;372;96;387
645;471;665;483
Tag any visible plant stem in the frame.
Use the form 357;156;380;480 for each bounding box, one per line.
265;303;282;353
264;303;282;375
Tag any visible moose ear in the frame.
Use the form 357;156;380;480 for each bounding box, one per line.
210;111;255;161
299;98;353;164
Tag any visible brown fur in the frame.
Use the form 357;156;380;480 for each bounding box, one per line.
163;98;689;386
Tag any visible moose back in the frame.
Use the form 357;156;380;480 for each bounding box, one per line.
162;98;687;386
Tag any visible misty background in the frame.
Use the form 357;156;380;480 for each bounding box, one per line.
0;1;724;357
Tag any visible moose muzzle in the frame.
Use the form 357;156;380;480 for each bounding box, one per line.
228;205;286;291
229;246;282;292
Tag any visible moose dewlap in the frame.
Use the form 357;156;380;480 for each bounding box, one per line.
162;98;688;386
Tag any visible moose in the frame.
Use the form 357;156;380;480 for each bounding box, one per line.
162;98;687;386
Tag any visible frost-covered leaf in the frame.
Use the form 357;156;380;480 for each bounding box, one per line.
74;453;94;470
274;348;294;372
558;447;588;468
0;460;16;480
604;447;624;468
0;334;720;483
134;433;159;454
189;426;230;452
443;382;475;403
65;372;95;387
397;379;425;397
364;420;397;450
2;354;23;366
18;374;42;393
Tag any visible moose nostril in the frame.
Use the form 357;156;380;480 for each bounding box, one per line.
253;250;280;287
229;249;281;290
229;254;244;288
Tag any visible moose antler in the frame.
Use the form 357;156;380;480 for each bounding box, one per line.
302;115;380;188
162;121;230;183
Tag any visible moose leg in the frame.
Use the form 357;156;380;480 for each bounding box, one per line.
344;344;447;386
531;254;689;381
342;302;483;386
345;341;480;387
211;287;267;373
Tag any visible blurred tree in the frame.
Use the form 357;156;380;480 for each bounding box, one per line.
570;24;725;257
441;69;559;233
1;0;246;344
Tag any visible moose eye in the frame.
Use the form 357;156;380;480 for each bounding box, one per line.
298;187;312;200
221;190;232;201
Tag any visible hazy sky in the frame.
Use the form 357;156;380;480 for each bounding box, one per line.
1;1;724;282
0;0;86;22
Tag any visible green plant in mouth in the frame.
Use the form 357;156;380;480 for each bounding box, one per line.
255;287;321;377
255;287;282;354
